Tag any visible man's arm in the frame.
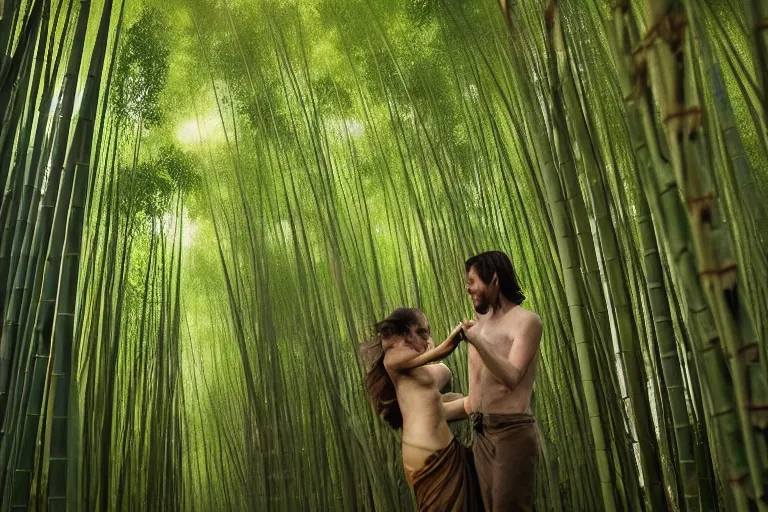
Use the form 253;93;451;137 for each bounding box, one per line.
464;315;542;392
442;395;470;422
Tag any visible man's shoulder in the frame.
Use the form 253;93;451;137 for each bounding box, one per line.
508;307;542;344
509;305;541;327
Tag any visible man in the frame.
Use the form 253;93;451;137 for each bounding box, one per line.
443;251;542;512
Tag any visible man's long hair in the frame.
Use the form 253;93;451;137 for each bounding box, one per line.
359;308;422;429
465;251;526;305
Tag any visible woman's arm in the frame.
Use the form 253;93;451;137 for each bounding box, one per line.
387;323;465;371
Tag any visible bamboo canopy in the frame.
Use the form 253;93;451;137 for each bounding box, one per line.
0;0;766;510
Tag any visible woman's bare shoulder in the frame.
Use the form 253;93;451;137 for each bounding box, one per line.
383;344;420;373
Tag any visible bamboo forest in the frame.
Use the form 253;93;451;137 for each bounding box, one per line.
1;0;768;509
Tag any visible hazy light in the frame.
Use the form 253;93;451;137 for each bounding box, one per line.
328;117;365;138
182;216;199;248
161;209;198;249
344;119;365;137
176;113;224;145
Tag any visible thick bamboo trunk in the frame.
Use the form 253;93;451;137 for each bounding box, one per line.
643;0;768;506
612;1;766;508
550;7;667;509
526;51;618;510
41;0;114;506
606;3;704;509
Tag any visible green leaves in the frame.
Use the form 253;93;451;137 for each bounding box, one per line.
112;7;171;126
119;145;199;220
159;144;201;193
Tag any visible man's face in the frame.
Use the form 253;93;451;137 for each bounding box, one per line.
466;266;495;314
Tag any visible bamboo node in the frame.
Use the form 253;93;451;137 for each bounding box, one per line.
738;343;759;363
727;471;749;484
662;106;701;129
758;19;768;32
711;406;732;417
613;0;629;13
697;261;737;280
644;13;687;52
696;266;723;277
720;259;738;289
685;191;713;221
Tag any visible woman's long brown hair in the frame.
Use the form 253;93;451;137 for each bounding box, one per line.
360;308;422;429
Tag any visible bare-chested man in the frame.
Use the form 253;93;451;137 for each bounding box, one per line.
443;251;542;512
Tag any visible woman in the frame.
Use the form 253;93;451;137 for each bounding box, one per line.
360;308;483;511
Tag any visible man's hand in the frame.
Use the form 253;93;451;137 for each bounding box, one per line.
443;394;470;422
461;319;482;345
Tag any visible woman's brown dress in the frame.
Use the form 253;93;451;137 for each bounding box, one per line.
404;437;484;511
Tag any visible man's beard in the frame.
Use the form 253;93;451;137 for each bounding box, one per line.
474;294;492;314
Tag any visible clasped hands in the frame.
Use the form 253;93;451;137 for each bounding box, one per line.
416;318;480;353
451;318;481;345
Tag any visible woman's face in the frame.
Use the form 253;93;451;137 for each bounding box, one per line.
404;314;432;353
382;313;432;354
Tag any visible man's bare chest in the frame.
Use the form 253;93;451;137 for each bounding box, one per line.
469;323;514;371
481;322;514;352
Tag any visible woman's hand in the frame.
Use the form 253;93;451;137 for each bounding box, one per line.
447;322;465;346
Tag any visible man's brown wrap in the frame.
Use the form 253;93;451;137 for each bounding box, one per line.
472;412;539;512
